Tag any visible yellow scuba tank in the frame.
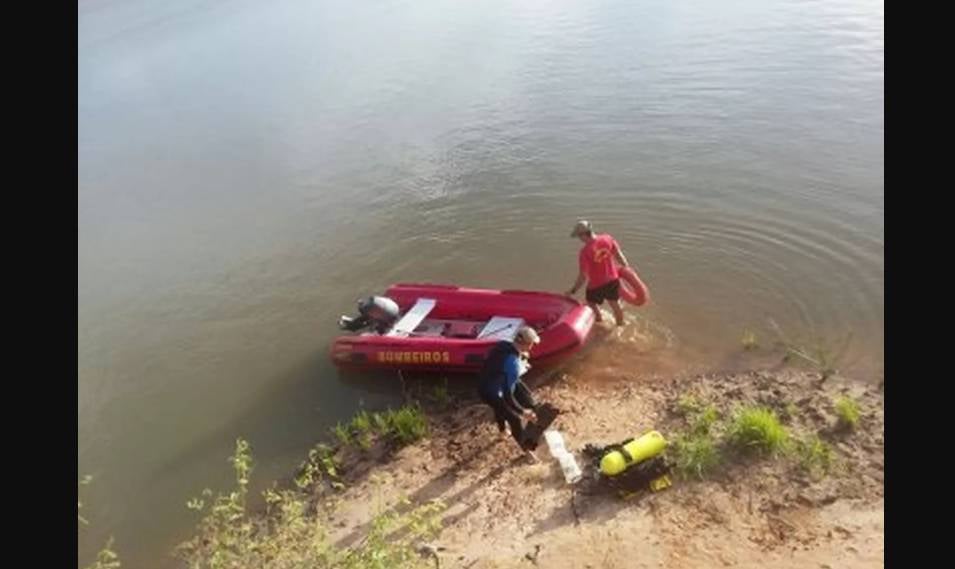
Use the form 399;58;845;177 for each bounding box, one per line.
599;431;667;476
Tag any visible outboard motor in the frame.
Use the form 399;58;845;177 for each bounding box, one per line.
338;296;400;334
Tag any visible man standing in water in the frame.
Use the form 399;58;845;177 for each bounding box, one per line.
565;219;630;326
477;326;542;462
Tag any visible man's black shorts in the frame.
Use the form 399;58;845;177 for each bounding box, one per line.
586;279;620;304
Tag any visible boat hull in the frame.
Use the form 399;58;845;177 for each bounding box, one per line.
330;283;596;372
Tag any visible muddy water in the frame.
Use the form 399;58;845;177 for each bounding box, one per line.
78;0;882;565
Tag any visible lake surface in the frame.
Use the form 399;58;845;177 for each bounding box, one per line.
78;0;883;565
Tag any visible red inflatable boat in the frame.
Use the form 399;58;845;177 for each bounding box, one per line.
330;283;596;372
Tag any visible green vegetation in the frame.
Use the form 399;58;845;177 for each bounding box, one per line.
179;438;444;569
332;405;430;450
834;395;861;429
727;406;789;454
295;443;342;491
673;433;720;479
671;395;722;479
668;394;845;484
795;434;834;479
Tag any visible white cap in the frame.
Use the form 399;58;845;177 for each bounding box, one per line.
570;219;593;237
515;326;541;345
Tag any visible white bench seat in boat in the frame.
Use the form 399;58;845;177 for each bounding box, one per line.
476;317;526;341
386;298;437;337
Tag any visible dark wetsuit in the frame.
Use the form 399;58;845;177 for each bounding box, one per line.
477;341;538;444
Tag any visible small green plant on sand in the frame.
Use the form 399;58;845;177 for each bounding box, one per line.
676;394;702;416
673;433;720;479
671;393;723;478
333;422;352;446
795;434;833;479
351;409;372;433
834;395;861;429
295;443;342;490
690;404;719;435
333;406;430;452
350;410;375;449
676;394;720;435
727;406;789;454
373;411;390;434
380;405;429;445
